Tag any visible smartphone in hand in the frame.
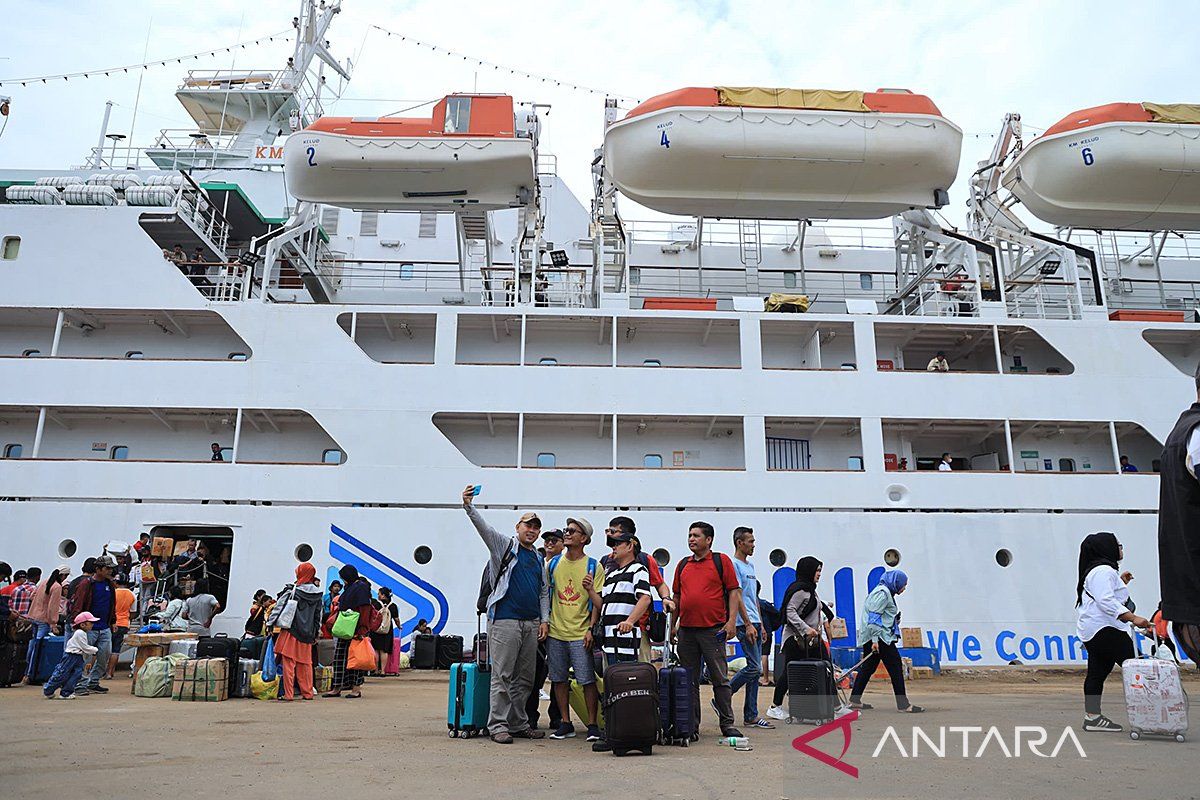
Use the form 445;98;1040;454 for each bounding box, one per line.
471;485;482;496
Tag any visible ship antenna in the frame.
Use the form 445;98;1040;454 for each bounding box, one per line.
127;18;154;168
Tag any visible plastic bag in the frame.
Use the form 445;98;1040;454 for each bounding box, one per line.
347;637;376;671
331;610;360;640
261;636;279;682
250;671;279;700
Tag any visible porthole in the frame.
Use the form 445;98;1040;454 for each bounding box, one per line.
58;539;77;558
652;548;670;567
883;548;901;567
769;548;787;567
414;545;432;565
995;548;1012;567
294;543;313;562
885;483;909;504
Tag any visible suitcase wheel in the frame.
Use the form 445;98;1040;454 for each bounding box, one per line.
1129;730;1140;741
1175;734;1186;743
449;729;459;738
613;748;628;757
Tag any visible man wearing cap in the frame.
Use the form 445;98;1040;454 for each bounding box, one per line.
526;528;565;732
462;485;550;744
68;555;118;695
546;517;604;741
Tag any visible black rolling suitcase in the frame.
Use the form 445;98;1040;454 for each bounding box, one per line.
0;639;26;687
787;659;837;724
603;661;659;756
435;635;464;669
196;633;241;697
412;633;437;669
658;640;695;746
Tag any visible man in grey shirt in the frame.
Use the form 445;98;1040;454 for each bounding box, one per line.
181;579;221;635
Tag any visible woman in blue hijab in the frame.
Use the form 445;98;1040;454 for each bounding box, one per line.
847;569;924;713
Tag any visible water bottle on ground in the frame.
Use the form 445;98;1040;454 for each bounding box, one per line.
717;736;750;747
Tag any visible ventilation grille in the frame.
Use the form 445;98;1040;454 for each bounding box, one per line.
319;206;340;236
418;211;438;238
359;210;379;237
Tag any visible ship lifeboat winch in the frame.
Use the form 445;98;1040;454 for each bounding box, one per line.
602;86;962;220
1002;102;1200;231
284;94;537;211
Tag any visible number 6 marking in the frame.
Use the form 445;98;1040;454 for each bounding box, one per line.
306;146;317;166
1081;147;1094;167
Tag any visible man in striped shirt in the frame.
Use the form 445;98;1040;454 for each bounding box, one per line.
599;519;652;665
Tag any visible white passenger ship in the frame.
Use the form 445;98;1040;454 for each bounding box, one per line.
3;2;1198;665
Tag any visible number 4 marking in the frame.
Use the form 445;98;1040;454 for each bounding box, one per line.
660;130;670;149
1081;147;1094;166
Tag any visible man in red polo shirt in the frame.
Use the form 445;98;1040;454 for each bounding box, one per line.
671;521;743;739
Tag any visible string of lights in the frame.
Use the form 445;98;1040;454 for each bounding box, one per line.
0;29;292;88
369;25;640;103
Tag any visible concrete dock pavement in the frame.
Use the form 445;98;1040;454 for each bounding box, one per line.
0;669;1195;799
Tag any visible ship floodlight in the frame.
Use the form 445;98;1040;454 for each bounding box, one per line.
1038;259;1061;276
549;249;569;267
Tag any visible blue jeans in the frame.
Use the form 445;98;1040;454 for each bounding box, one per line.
728;624;764;722
84;628;112;687
44;653;85;697
26;621;52;679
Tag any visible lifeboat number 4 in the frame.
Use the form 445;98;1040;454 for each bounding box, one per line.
656;121;672;149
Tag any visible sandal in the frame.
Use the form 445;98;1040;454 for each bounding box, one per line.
749;718;775;729
849;702;873;710
900;705;925;713
321;691;342;698
345;692;362;699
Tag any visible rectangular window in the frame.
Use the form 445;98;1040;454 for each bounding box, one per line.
628;267;640;286
2;236;20;260
359;211;379;237
219;447;233;461
859;273;873;290
643;454;663;468
444;97;472;133
538;357;558;366
110;445;129;460
399;263;414;280
3;443;22;459
783;271;797;289
418;211;438;238
322;448;345;465
125;351;144;359
319;206;340;236
847;456;864;470
228;352;249;361
536;452;556;468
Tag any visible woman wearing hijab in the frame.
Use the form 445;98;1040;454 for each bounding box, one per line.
847;569;923;713
1075;532;1153;732
323;564;374;698
25;566;70;681
273;563;324;701
765;556;827;722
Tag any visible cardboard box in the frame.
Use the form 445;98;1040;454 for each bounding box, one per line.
173;540;193;557
901;627;925;649
873;658;913;681
314;665;333;694
910;666;935;680
151;537;174;558
172;658;229;702
829;618;848;639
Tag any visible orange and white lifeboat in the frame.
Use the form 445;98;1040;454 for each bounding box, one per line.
602;87;962;220
284;94;536;211
1002;103;1200;231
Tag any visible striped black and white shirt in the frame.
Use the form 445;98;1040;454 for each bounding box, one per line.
600;559;651;658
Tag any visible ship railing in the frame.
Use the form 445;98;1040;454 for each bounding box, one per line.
1105;277;1200;313
179;68;294;92
311;259;590;306
175;172;231;256
84;129;252;171
536;153;558;177
182;261;251;301
624;218;896;251
1005;279;1080;320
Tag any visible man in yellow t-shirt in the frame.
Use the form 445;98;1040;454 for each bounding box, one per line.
546;517;604;741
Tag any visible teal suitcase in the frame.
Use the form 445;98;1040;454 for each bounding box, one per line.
447;662;490;738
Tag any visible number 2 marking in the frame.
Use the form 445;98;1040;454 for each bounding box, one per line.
1081;147;1094;167
306;146;317;166
660;130;670;149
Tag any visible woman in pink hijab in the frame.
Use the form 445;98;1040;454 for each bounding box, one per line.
273;562;324;701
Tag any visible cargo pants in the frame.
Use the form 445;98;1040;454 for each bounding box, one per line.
487;618;539;736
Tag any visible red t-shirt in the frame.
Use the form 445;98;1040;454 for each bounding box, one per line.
673;552;738;628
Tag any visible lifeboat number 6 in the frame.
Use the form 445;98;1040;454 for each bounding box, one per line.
1080;147;1094;167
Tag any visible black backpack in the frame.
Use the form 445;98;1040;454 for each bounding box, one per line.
476;545;517;615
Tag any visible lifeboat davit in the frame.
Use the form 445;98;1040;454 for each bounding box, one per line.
602;86;962;220
1002;102;1200;231
284;94;536;211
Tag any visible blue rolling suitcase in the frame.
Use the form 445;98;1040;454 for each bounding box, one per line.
29;635;66;685
447;616;490;738
658;641;695;746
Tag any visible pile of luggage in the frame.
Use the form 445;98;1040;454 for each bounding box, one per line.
412;632;465;670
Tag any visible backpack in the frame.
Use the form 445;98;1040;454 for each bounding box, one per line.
673;552;731;623
265;586;297;630
476;543;518;615
547;554;598;612
375;602;393;634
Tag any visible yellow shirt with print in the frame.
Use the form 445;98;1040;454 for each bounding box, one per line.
548;554;605;641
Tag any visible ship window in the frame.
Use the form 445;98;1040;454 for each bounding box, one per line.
3;443;22;459
642;359;661;367
859;273;873;290
58;539;77;558
219;447;233;462
319;206;340;236
22;349;41;357
294;543;313;562
1059;458;1076;472
322;448;345;465
538;357;558;366
883;548;901;567
783;271;797;289
628;267;640;286
228;352;248;361
1;236;19;260
847;456;864;470
414;545;432;565
399;263;414;280
769;549;787;567
995;548;1013;567
110;445;129;460
652;548;671;567
418;211;438;238
536;452;556;468
359;211;379;237
643;454;663;468
125;351;144;359
444;97;472;133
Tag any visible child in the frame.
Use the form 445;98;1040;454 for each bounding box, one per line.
44;612;101;699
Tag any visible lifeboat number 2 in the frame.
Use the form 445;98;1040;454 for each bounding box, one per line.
657;121;673;150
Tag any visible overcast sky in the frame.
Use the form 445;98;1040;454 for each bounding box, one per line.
2;0;1198;227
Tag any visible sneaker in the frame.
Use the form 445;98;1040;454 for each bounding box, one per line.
591;739;612;752
44;693;57;700
550;722;577;740
720;726;745;739
87;684;109;694
60;694;76;700
491;732;514;744
766;705;789;721
1082;714;1123;732
74;687;91;696
512;728;545;740
538;689;550;700
586;725;602;742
